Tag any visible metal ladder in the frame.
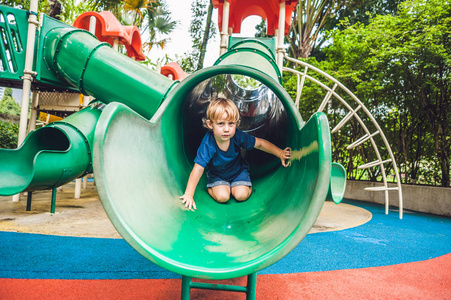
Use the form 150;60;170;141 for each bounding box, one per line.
283;54;403;219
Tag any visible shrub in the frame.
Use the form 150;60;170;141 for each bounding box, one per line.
0;121;19;149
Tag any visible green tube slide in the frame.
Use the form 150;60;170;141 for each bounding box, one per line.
42;27;175;120
0;20;346;280
0;103;101;195
0;24;175;195
92;53;344;278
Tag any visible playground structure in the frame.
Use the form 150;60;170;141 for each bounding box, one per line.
0;0;403;298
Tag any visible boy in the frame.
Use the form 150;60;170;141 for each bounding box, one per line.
180;98;291;210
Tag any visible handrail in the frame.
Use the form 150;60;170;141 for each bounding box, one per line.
283;54;403;219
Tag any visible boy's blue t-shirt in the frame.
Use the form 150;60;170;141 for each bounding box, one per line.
194;129;256;182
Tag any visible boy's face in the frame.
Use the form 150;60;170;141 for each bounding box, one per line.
207;112;237;144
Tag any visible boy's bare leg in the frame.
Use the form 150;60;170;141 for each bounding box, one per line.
208;185;231;203
231;186;252;202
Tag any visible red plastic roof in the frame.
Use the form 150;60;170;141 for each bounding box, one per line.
160;62;188;81
73;11;146;61
212;0;298;36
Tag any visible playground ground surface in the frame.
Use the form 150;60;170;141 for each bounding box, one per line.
0;181;450;299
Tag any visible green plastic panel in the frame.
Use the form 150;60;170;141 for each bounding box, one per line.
0;5;28;83
327;162;347;204
35;14;78;89
214;38;282;84
228;37;276;57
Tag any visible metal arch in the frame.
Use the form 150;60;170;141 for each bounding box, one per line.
283;54;403;219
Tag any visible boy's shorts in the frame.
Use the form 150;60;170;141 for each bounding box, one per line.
207;168;252;188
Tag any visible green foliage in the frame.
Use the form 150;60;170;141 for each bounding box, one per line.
0;88;20;116
0;120;18;149
55;0;100;24
254;20;268;38
287;0;451;186
142;2;177;51
232;75;262;90
288;0;343;59
331;0;401;28
179;0;216;72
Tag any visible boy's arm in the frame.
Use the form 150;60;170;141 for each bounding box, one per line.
179;163;204;210
254;137;291;167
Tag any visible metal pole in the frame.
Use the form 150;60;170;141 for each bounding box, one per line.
181;276;192;300
27;91;39;133
246;272;257;300
276;1;286;73
82;175;88;189
113;38;119;51
26;191;32;211
51;187;57;213
74;14;97;200
13;0;39;202
156;60;161;74
89;16;96;34
219;0;230;55
75;178;82;199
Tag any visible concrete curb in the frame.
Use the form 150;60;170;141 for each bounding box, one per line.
345;180;451;217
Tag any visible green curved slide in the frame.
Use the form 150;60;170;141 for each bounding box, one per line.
0;103;101;195
0;13;346;284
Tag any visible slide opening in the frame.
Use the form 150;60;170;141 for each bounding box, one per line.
35;127;70;151
0;126;70;195
182;73;290;178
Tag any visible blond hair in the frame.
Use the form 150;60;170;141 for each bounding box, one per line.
203;98;240;128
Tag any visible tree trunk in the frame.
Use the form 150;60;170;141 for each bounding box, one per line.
437;65;450;186
48;0;62;20
197;0;213;70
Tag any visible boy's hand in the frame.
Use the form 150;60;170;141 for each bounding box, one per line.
279;147;291;167
180;194;197;210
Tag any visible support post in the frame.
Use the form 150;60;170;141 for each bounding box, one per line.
246;272;257;299
113;38;119;51
27;91;39;133
13;0;39;203
89;16;96;34
181;276;192;300
26;191;32;211
276;1;286;72
82;175;88;189
219;0;230;55
51;187;57;213
75;178;82;199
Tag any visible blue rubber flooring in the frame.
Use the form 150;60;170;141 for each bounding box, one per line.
1;200;450;280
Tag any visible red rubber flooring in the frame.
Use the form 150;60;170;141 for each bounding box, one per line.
2;253;449;299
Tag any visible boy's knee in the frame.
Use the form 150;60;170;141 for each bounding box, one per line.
214;194;230;203
233;187;252;202
212;190;230;203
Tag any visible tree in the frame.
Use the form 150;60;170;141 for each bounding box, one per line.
0;120;18;149
0;88;20;116
306;0;451;186
140;1;177;51
123;0;158;25
288;0;343;59
196;0;214;70
179;0;216;72
56;0;102;24
332;0;401;28
48;0;61;20
119;0;176;55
